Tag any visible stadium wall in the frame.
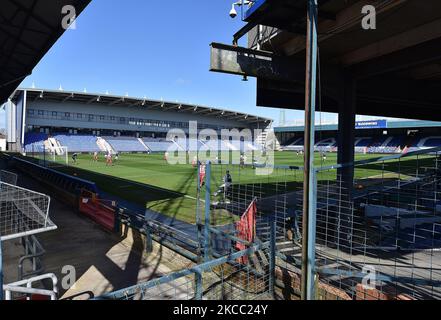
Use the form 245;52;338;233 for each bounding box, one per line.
5;91;27;151
26;101;251;133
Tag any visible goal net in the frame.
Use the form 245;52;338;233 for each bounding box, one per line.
51;146;69;166
0;181;56;241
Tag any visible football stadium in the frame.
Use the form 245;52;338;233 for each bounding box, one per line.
1;0;441;303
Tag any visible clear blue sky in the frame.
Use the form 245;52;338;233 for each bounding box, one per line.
18;0;312;125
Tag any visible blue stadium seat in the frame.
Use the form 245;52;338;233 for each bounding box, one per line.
144;142;174;152
421;138;441;147
104;136;148;152
386;136;403;148
142;138;174;152
355;138;373;147
24;132;48;152
186;139;204;151
54;134;101;153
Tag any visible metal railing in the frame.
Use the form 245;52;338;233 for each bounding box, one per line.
3;273;58;301
310;147;441;299
95;241;271;300
117;207;199;262
0;170;18;186
18;235;45;280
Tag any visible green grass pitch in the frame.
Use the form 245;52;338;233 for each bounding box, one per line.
43;151;423;225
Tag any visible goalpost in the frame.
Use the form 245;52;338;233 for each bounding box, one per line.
32;145;69;167
51;145;69;166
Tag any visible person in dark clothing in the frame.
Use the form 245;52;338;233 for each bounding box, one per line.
214;170;233;201
286;207;301;242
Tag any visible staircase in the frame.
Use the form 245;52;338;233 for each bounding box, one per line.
52;139;65;155
247;249;270;275
173;140;185;151
44;139;55;154
224;140;238;151
96;137;114;153
381;137;393;147
256;129;281;151
276;240;300;257
138;138;151;152
44;138;65;156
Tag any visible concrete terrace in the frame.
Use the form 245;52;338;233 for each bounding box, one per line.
2;172;193;299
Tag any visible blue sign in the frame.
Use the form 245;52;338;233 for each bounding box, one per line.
355;120;387;130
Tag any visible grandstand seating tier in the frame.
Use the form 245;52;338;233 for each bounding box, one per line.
104;136;148;152
24;133;48;152
142;139;174;152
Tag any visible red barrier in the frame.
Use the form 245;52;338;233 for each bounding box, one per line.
79;190;116;232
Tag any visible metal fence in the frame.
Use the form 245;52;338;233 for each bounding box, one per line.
199;148;441;300
0;170;18;186
26;145;68;168
96;157;279;301
96;242;272;300
312;149;441;300
96;147;441;300
0;180;56;300
0;182;56;242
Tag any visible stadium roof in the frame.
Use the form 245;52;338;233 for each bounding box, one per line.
275;120;441;133
13;88;273;126
0;0;91;104
211;0;441;121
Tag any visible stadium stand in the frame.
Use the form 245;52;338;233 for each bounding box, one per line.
242;141;262;152
24;133;48;153
283;137;304;151
53;134;101;153
104;136;148;153
142;138;174;152
355;138;373;147
366;137;385;147
416;136;441;148
221;139;237;151
277;134;427;154
201;138;230;151
174;138;204;152
26;131;441;156
386;136;404;148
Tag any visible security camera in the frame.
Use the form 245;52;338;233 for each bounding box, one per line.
229;4;237;18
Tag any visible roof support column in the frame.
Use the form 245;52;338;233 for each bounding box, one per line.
0;240;3;300
336;74;356;250
301;0;318;301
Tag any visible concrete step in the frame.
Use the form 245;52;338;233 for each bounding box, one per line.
250;254;264;274
256;250;269;266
